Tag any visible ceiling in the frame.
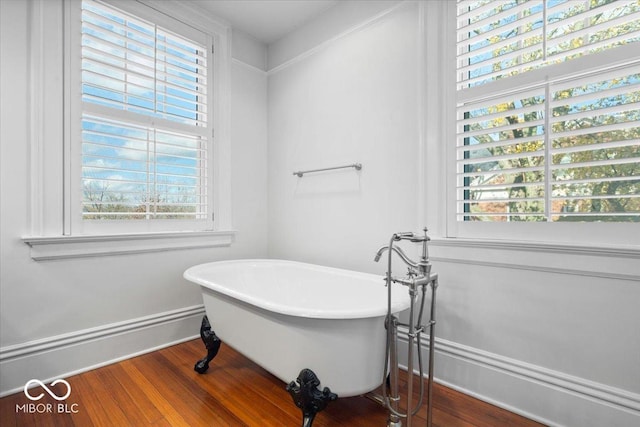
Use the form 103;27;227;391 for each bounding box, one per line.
187;0;340;44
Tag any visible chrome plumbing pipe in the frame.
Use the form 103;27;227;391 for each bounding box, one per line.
383;233;402;427
406;282;417;427
426;276;438;427
388;315;401;427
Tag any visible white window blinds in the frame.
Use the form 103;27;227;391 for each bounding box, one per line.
550;69;640;220
456;0;640;222
80;0;209;220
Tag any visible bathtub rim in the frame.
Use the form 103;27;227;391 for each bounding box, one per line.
184;258;411;320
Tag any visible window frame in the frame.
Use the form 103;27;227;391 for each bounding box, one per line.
439;0;640;247
68;0;216;235
23;0;234;259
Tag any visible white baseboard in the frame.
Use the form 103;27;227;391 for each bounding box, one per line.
397;332;640;427
0;305;205;397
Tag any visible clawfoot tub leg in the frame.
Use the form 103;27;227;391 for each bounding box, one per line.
286;369;337;427
194;315;221;374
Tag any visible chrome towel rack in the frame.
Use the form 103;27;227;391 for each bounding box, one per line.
293;163;362;178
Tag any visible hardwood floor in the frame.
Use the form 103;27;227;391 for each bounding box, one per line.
0;339;545;426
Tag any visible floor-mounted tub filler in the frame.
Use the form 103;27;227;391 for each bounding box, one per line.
184;230;438;427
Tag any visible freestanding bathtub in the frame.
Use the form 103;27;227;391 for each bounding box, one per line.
183;259;411;398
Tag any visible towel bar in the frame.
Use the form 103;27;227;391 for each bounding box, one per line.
293;163;362;177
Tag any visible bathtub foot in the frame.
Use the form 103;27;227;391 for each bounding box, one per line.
194;315;221;374
286;369;337;427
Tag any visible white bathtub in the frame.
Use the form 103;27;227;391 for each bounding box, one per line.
183;259;410;397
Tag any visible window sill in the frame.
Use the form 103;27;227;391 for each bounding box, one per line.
430;237;640;258
428;238;640;281
22;230;236;261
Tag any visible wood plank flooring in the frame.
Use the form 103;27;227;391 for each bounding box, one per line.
0;339;545;426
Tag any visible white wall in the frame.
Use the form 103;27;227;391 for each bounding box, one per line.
268;1;419;271
0;0;268;395
267;1;640;426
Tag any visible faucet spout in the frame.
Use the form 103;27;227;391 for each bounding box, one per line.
373;246;387;262
374;245;420;269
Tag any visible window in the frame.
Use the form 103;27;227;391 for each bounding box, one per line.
69;0;215;233
22;0;232;259
455;0;640;227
